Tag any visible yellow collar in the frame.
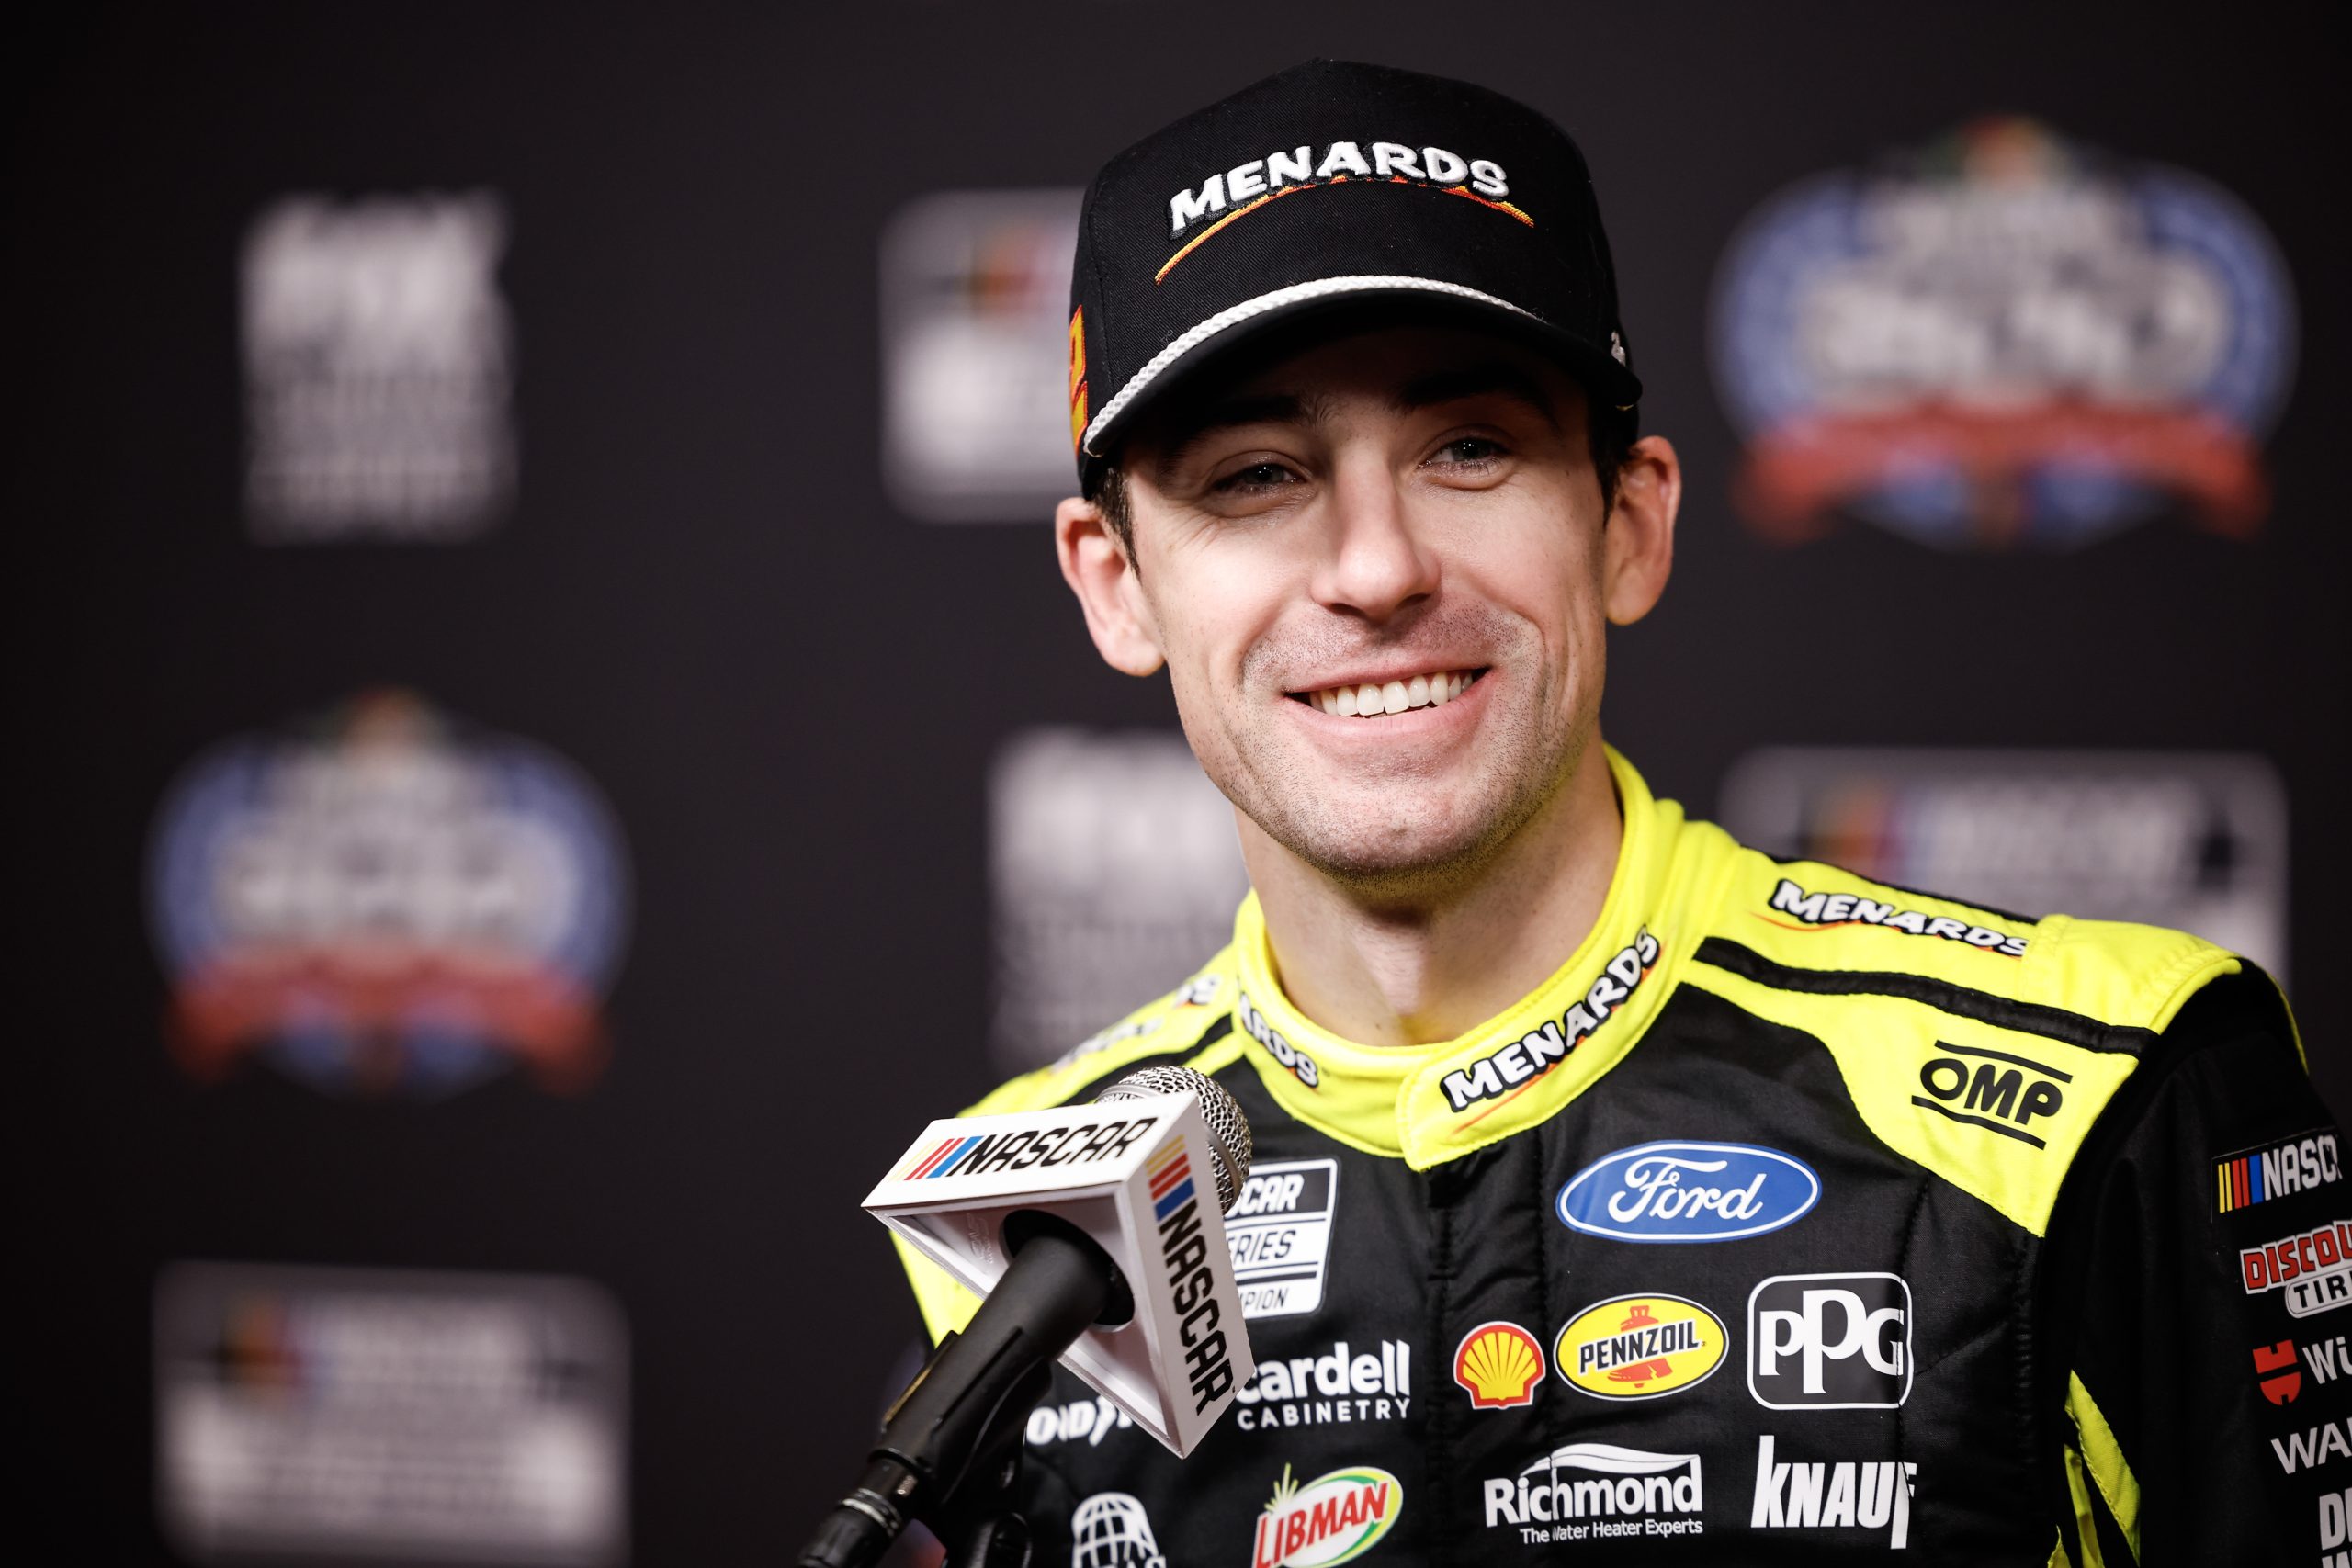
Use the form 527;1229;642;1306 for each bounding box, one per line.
1226;748;1721;1169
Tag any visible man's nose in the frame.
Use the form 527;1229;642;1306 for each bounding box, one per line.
1307;457;1441;621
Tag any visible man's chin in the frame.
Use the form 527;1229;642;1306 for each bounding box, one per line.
1261;804;1523;897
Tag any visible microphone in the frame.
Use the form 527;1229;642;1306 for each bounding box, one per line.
798;1066;1255;1568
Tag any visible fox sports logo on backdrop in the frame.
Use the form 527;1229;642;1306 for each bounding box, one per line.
147;692;629;1097
1712;118;2295;549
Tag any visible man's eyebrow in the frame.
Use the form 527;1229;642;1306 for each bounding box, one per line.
1153;391;1322;469
1394;362;1563;430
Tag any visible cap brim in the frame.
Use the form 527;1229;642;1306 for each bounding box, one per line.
1078;276;1641;483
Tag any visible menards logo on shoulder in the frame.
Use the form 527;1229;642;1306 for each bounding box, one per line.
1251;1463;1402;1567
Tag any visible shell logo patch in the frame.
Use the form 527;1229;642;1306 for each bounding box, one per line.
1554;1294;1727;1402
1453;1321;1544;1410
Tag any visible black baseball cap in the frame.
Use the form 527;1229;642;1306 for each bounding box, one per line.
1067;59;1642;491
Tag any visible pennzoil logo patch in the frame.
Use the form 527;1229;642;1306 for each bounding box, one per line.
1554;1295;1726;1402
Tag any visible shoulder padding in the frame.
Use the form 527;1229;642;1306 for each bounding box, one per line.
1686;845;2243;1235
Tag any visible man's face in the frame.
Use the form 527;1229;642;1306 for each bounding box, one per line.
1060;324;1674;894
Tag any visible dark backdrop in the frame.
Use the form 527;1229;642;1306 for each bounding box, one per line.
14;4;2346;1561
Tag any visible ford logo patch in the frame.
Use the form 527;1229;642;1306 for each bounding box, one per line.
1556;1141;1820;1243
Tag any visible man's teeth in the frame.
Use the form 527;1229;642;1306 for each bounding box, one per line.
1306;670;1478;717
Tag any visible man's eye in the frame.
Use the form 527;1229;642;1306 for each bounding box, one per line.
1430;436;1506;468
1215;461;1299;493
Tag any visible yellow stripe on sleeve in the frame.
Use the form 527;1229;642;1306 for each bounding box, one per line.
2065;1371;2142;1562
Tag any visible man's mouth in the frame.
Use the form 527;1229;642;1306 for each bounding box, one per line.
1289;668;1486;718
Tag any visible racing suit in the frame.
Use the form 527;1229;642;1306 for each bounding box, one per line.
896;750;2346;1565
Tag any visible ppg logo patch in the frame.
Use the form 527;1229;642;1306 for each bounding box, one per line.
1226;1158;1338;1320
1747;1272;1912;1409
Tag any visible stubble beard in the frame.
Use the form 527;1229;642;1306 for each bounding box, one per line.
1184;649;1595;908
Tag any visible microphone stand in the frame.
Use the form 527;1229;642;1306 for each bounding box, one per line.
798;1214;1128;1568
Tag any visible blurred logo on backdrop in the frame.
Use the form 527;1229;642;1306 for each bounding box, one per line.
881;189;1082;522
156;1262;627;1564
1719;749;2287;982
989;728;1249;1072
243;192;515;542
1712;118;2295;548
148;692;631;1096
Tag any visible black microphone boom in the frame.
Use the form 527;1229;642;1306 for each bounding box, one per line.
797;1212;1117;1568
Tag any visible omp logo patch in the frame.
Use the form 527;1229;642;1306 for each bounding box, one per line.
1911;1044;2068;1147
1554;1295;1725;1402
1762;878;2027;956
1440;931;1659;1114
2218;1128;2342;1213
1227;1159;1339;1320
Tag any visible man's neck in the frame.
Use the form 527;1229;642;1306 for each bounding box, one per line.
1238;744;1624;1048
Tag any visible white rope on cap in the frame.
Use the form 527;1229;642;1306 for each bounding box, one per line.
1079;274;1544;457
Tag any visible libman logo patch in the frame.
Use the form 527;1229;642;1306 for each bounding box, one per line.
1439;930;1659;1114
1250;1462;1402;1567
1555;1294;1726;1402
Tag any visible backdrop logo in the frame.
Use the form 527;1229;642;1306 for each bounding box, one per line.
1713;118;2295;548
881;189;1082;522
988;728;1249;1073
154;1262;627;1565
1719;748;2289;985
148;692;629;1097
243;193;514;542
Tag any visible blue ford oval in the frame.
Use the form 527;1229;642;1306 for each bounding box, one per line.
1556;1141;1821;1243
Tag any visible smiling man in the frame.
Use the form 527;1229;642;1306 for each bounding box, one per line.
896;62;2340;1565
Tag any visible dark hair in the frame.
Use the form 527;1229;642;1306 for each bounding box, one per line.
1086;399;1636;558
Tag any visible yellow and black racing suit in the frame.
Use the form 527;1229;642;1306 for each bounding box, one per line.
896;750;2345;1565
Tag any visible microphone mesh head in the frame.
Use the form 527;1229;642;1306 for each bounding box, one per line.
1096;1065;1254;1213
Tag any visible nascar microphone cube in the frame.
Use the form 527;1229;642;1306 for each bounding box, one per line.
865;1090;1255;1457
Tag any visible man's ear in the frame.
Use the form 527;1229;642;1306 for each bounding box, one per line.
1055;494;1167;676
1601;434;1680;626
